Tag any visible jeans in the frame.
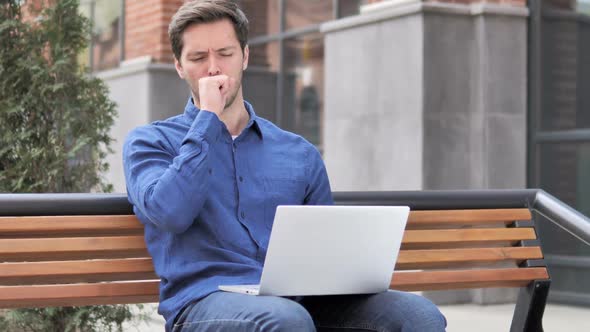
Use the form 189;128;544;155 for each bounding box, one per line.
172;291;447;332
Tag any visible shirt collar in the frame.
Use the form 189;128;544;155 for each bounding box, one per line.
183;97;264;140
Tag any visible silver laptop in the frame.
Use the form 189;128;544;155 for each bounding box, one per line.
218;205;409;296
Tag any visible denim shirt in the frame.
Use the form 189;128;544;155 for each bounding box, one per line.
123;99;333;331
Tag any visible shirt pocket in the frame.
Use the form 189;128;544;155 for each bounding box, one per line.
263;177;305;230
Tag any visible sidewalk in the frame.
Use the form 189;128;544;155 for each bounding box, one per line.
125;303;590;331
439;303;590;331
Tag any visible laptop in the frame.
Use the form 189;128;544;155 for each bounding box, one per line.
218;205;409;296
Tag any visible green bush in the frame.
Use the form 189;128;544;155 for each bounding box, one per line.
0;1;144;331
0;0;115;193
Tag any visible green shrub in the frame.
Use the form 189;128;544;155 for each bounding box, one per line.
0;0;115;193
0;1;144;331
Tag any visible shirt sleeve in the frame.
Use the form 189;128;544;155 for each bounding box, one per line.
303;145;334;205
123;111;223;234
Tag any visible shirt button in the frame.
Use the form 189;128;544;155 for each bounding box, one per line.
239;176;243;182
241;211;245;219
208;168;212;175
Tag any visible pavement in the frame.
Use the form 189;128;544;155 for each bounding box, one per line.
124;302;590;331
439;303;590;331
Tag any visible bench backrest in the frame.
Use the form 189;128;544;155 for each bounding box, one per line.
0;208;549;308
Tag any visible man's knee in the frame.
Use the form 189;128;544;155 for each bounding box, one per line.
259;298;315;331
389;292;447;331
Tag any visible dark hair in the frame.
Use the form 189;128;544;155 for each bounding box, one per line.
168;0;249;60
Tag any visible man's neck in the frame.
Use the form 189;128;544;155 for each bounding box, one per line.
192;94;249;137
219;95;249;137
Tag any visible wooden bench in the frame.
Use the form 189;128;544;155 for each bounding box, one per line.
0;190;572;331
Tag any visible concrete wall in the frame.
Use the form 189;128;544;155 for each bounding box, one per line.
322;2;528;193
322;12;424;191
97;57;189;193
422;8;528;190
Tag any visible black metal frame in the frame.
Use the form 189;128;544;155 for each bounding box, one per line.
1;189;589;331
511;279;551;332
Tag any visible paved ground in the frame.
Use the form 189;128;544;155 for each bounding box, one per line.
124;303;590;331
440;303;590;331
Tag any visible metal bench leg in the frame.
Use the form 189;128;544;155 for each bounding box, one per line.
510;280;551;332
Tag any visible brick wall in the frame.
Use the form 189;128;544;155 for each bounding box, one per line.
125;0;184;64
122;0;527;65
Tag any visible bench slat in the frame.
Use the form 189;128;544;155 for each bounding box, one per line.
0;215;142;237
0;267;549;308
396;247;543;270
391;267;549;291
407;209;531;226
0;236;149;261
0;281;160;309
0;258;157;285
402;228;537;247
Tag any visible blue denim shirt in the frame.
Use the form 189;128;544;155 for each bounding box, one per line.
123;99;333;331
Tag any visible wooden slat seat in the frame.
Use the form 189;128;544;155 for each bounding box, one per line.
0;215;144;238
0;208;549;319
0;235;149;261
407;208;532;226
0;281;159;309
0;258;157;285
396;247;543;270
391;267;549;291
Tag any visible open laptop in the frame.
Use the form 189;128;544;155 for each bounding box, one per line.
218;205;409;296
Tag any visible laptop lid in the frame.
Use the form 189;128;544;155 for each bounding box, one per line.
258;205;409;296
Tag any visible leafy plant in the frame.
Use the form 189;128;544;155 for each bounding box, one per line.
0;1;145;331
0;0;115;193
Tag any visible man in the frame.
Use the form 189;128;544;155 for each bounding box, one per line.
123;1;447;331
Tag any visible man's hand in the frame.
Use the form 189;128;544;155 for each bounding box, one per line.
198;75;235;116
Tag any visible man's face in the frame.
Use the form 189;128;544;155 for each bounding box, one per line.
174;19;249;109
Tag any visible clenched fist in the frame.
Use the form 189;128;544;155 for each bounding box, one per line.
198;75;236;116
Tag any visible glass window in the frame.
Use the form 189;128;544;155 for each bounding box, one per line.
80;0;123;71
78;2;92;69
239;0;280;38
337;0;367;18
283;33;324;146
285;0;333;31
536;142;590;255
539;14;590;130
578;0;590;14
243;42;280;123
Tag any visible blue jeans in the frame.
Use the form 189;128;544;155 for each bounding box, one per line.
172;291;447;332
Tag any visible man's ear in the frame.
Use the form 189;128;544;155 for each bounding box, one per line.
174;58;185;79
242;45;249;71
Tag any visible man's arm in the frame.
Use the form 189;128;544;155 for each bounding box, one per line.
303;146;334;206
123;110;222;234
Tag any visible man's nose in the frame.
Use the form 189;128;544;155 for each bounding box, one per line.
207;57;221;76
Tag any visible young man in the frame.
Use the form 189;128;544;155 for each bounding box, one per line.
123;1;446;331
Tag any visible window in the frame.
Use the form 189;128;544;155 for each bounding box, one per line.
79;0;124;71
528;0;590;304
240;0;367;148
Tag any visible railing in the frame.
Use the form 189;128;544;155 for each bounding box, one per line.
1;189;589;246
